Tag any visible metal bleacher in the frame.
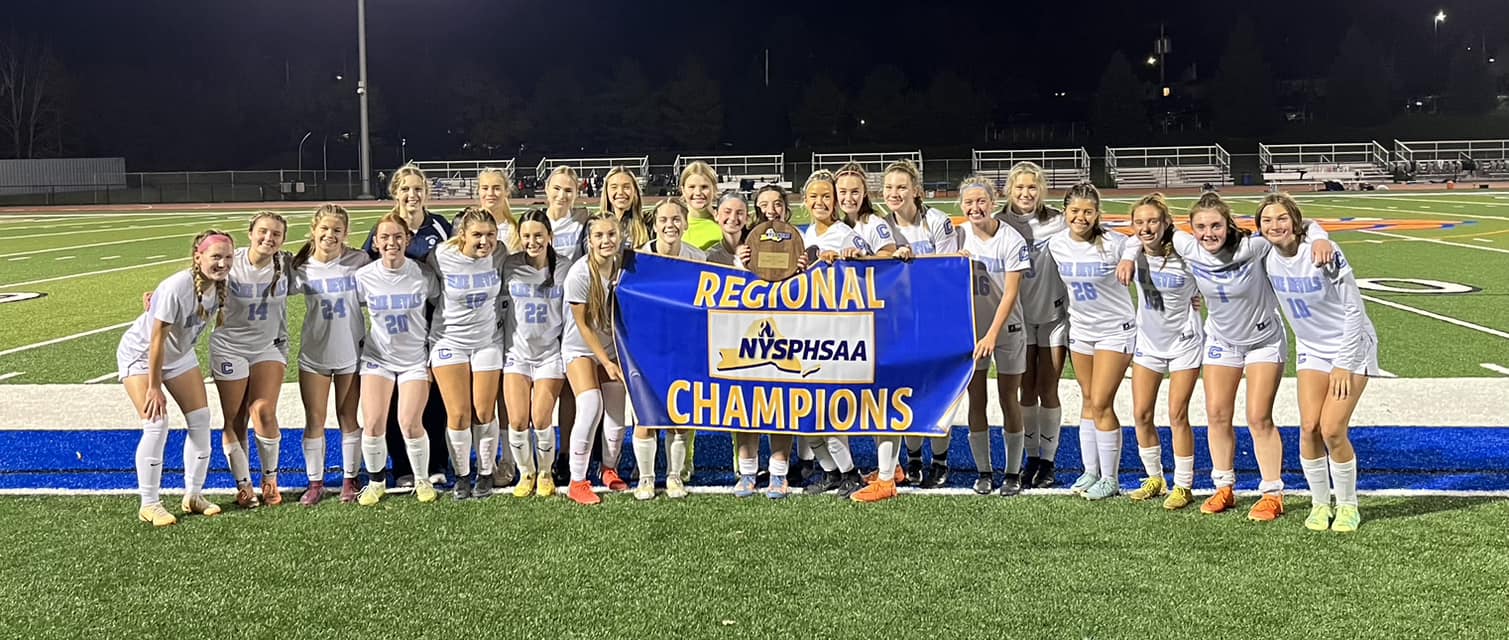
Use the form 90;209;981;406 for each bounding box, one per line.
811;150;923;190
673;154;787;193
972;148;1090;190
1106;144;1230;189
1394;139;1509;181
535;156;650;187
1258;142;1390;191
412;158;516;200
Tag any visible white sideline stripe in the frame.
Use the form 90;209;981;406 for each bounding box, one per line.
84;372;117;384
0;232;201;258
100;255;119;260
53;256;74;261
1;218;237;240
1308;201;1509;222
0;212;235;234
0;372;22;381
1377;368;1397;378
1358;229;1509;254
7;256;28;261
0;322;132;357
1474;238;1493;243
0;258;182;289
1363;295;1509;340
1481;363;1509;376
1400;197;1509;209
2;486;1508;498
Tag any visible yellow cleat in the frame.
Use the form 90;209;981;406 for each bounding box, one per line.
1128;476;1167;501
357;482;385;507
1163;486;1195;510
513;474;536;498
414;481;438;503
1331;505;1361;533
138;503;177;527
535;473;556;498
181;494;222;517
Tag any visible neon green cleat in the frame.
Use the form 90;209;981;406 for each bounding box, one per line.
1163;486;1194;510
1331;505;1361;533
1084;476;1120;501
414;481;438;503
535;473;556;498
357;482;385;507
1304;504;1333;531
1128;476;1167;501
513;474;536;498
1069;472;1100;495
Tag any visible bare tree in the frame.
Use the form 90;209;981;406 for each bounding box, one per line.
0;33;67;158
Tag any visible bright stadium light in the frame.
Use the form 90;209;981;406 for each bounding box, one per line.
1435;10;1446;24
1147;55;1157;66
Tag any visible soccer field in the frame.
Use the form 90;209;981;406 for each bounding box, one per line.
3;191;1508;382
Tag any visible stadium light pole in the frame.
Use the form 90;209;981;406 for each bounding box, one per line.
297;131;313;183
356;0;374;199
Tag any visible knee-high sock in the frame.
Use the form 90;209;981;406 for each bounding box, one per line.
223;436;251;485
473;420;499;476
496;425;515;470
182;408;213;495
1173;455;1195;489
797;436;817;461
1021;405;1041;458
1078;419;1099;476
633;435;656;482
1139;446;1165;479
508;428;536;476
533;426;557;474
135;417;169;506
340;430;362;479
569;389;604;482
303;433;326;483
1302;456;1331;506
1004;430;1025;475
825;436;854;473
404;433;430;485
1330;457;1358;507
361;433;388;475
1095;427;1122;480
667;431;690;480
446;428;474;477
1039;406;1063;460
600;383;628;469
968;430;991;474
254;433;281;477
876;437;900;481
768;434;794;477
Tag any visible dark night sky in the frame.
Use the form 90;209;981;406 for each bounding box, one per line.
6;0;1509;169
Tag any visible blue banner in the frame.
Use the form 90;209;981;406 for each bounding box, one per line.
615;253;976;437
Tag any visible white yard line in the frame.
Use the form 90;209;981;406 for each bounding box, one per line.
1307;201;1509;222
145;254;166;260
0;372;23;382
1362;295;1509;340
0;218;238;240
1358;229;1509;254
7;256;29;261
0;232;202;258
53;256;74;261
84;372;117;384
0;258;183;289
100;255;119;261
1377;368;1397;378
1481;363;1509;376
0;322;134;357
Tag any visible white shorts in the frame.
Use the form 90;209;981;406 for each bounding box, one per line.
360;360;430;384
1026;316;1069;348
298;358;358;377
211;345;289;381
1295;337;1381;376
977;322;1027;375
1202;332;1287;369
1133;342;1204;375
428;343;504;372
1068;329;1137;357
117;351;200;382
504;352;565;380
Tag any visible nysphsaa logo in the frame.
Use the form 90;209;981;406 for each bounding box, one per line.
758;228;793;243
708;310;874;384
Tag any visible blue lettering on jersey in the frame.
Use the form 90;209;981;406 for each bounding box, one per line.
303;276;357;295
1060;262;1116;278
1145;270;1186;290
509;282;563;299
368;293;424;311
973;256;1008;274
1190;262;1252;283
1269;275;1324;294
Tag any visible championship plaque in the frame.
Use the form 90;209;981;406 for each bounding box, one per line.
747;220;805;281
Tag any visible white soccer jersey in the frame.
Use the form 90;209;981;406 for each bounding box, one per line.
562;257;618;361
891;207;959;255
638;240;708;261
117;270;219;368
802;220;871;255
550;209;587;264
427;243;504;349
501;253;569;362
291;249;370;372
210;247;290;356
851;215;898;253
998;209;1069;324
1133;252;1204;358
1266;241;1377;370
356;259;434;371
961;220;1032;342
498;218;517;251
1047;231;1136;340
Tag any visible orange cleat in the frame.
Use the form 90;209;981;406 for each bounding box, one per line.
850;479;898;503
601;468;628;492
1247;493;1285;522
568;480;601;505
261;476;283;506
1200;486;1236;514
235;481;260;509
